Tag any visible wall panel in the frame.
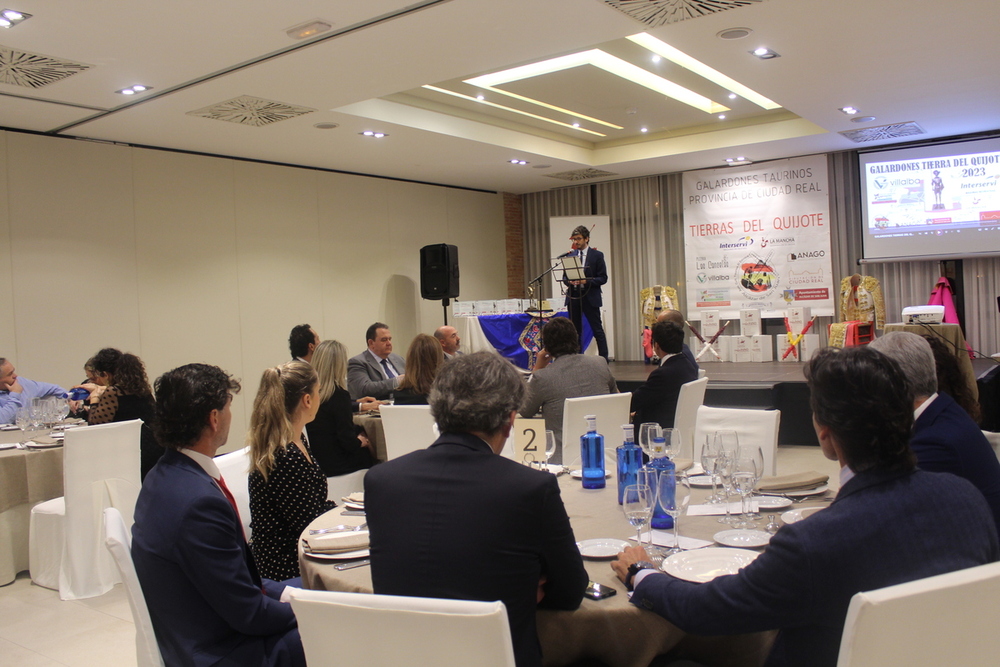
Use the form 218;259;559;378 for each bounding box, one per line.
0;132;15;362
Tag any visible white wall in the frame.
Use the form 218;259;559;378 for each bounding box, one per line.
0;131;506;450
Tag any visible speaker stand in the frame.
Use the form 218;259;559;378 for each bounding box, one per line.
441;298;450;326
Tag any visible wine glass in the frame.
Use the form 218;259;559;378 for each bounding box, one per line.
15;407;32;446
56;398;70;423
544;430;557;466
740;445;765;519
661;428;680;460
657;470;691;555
638;422;660;460
732;453;759;529
622;484;654;547
700;436;721;503
715;450;738;525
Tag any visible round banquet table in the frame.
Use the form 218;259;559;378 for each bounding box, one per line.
294;466;836;666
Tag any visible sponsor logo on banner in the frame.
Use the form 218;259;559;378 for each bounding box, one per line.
735;253;779;301
697;273;730;283
787;268;825;286
719;236;754;250
697;289;731;307
792;288;830;300
759;236;795;248
788;250;826;260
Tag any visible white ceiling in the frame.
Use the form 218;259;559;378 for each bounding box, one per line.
1;0;997;194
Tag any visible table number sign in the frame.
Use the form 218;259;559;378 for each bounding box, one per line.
513;418;547;464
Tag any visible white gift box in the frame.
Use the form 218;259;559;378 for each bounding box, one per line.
733;335;753;363
701;310;721;335
778;333;820;362
751;335;774;362
740;309;762;336
787;307;811;334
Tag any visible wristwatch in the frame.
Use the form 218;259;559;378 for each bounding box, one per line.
625;561;659;591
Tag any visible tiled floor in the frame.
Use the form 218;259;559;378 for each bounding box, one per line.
0;445;838;667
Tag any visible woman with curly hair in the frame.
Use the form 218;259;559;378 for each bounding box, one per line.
392;334;444;405
247;361;336;580
75;348;159;480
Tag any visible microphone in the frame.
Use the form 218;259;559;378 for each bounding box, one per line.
556;250;575;258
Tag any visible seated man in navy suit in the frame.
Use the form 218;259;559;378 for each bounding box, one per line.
630;321;698;430
132;363;305;667
612;346;998;667
871;331;1000;535
656;309;698;369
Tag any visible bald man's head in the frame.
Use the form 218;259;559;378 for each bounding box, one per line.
656;309;685;328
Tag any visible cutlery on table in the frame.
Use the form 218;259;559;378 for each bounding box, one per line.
309;523;367;535
334;559;370;570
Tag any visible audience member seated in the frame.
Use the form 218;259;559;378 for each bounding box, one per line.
923;333;981;423
871;332;1000;534
347;322;406;400
434;325;463;359
288;324;319;364
392;334;444;405
74;348;160;481
657;309;698;368
612;346;999;667
630;321;698;431
307;340;376;477
132;363;305;667
0;356;68;424
248;362;337;581
365;352;588;667
519;317;618;461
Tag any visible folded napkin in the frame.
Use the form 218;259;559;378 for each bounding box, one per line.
342;492;364;505
673;458;694;472
303;530;369;554
758;471;829;492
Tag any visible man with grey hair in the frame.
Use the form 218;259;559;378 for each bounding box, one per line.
871;331;1000;533
364;351;587;667
0;357;68;423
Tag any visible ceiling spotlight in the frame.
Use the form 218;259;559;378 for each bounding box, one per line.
724;157;752;165
718;114;726;120
651;55;661;63
0;8;30;28
572;122;580;128
640;127;648;133
725;158;734;162
751;47;780;60
728;93;737;100
476;94;485;101
509;159;528;165
116;84;153;95
840;106;859;115
286;19;332;40
717;27;752;40
360;131;388;138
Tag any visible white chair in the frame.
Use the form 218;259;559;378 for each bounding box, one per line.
693;405;780;475
562;393;632;466
379;405;437;460
983;430;1000;465
673;377;709;460
326;469;367;502
214;446;252;539
697;368;707;379
289;589;516;667
103;507;165;667
29;419;143;599
837;561;1000;666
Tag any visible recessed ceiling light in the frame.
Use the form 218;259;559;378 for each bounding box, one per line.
717;27;752;40
852;116;877;123
718;114;726;120
724;157;752;165
285;19;332;40
509;159;528;165
728;93;737;100
840;106;859;115
640;127;648;133
475;94;484;101
360;131;387;138
313;122;339;130
116;84;153;95
651;55;661;63
572;122;580;128
0;8;30;28
751;47;780;60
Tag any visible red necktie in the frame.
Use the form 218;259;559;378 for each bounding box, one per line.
217;475;246;539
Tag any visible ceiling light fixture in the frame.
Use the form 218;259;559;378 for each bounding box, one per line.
627;33;780;110
0;8;30;28
572;122;580;128
460;84;622;129
751;47;780;60
475;94;485;101
852;116;876;123
509;159;528;165
116;84;153;95
839;106;858;115
313;122;339;130
285;19;332;40
360;131;387;138
718;114;726;120
651;55;661;63
640;127;648;133
724;156;752;165
717;27;753;40
729;93;737;100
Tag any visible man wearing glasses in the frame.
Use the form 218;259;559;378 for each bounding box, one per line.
563;225;609;359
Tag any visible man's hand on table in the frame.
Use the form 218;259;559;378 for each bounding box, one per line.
358;397;381;413
611;545;653;584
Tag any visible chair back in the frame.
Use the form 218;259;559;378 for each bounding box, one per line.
214;446;253;540
326;469;368;503
289;589;516;667
380;405;437;460
60;419;143;600
673;377;708;460
561;393;632;466
693;405;780;475
103;507;165;667
983;430;1000;465
837;561;1000;666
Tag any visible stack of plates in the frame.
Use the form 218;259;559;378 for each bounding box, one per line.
341;492;365;511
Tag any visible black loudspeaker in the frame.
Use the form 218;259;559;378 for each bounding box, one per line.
420;244;459;300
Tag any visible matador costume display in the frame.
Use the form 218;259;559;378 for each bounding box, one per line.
829;274;885;348
640;285;679;361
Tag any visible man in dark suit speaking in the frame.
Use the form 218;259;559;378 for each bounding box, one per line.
132;364;305;667
613;347;999;667
563;225;609;359
365;352;588;667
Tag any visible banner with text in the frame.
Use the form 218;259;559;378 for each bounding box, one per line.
683;155;833;319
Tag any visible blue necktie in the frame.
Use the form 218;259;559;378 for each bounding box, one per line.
381;358;396;378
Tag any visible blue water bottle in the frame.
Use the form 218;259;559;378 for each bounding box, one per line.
616;424;642;504
66;388;90;401
649;454;675;529
580;415;606;489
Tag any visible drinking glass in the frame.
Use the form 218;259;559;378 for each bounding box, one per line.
544;430;557;464
741;445;765;519
56;399;70;423
711;429;739;505
732;453;759;529
700;436;721;503
716;450;738;524
661;428;680;460
657;470;691;555
15;407;31;445
638;422;660;460
622;484;654;547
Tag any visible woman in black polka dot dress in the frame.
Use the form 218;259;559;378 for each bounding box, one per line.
247;361;336;580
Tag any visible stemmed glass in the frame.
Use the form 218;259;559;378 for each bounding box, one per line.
732;452;759;529
15;407;32;446
544;430;557;467
657;470;691;555
622;483;654;548
660;428;680;461
741;445;765;520
638;422;660;461
715;449;738;525
700;436;721;503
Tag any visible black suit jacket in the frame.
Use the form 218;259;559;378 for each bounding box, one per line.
563;247;607;308
630;354;699;430
364;432;588;667
307;387;374;477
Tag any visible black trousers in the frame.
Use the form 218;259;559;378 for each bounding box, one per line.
568;297;609;359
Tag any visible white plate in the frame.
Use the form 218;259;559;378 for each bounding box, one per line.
782;484;829;498
663;547;760;583
687;463;705;476
713;529;771;548
576;538;630;559
25;441;63;449
688;475;715;487
569;469;612;479
755;495;793;509
341;501;365;510
781;506;825;524
303;547;370;560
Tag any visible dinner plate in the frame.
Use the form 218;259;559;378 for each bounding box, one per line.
663;547;760;584
781;506;825;524
713;529;771;548
755;495;793;509
569;470;612;479
303;548;370;561
782;484;829;498
576;538;630;559
25;441;63;449
341;501;365;510
688;475;715;488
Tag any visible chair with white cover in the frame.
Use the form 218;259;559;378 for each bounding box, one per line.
673;377;709;460
103;507;164;667
326;469;368;503
983;430;1000;465
379;405;438;460
693;405;780;475
562;393;632;466
29;419;143;599
214;446;252;539
289;589;516;667
836;561;1000;667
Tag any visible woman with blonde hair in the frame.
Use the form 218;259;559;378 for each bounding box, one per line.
247;361;336;580
309;340;376;476
393;334;444;405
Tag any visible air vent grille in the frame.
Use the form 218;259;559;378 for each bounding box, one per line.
187;95;316;127
839;121;925;143
0;46;92;88
602;0;764;27
545;168;618;182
